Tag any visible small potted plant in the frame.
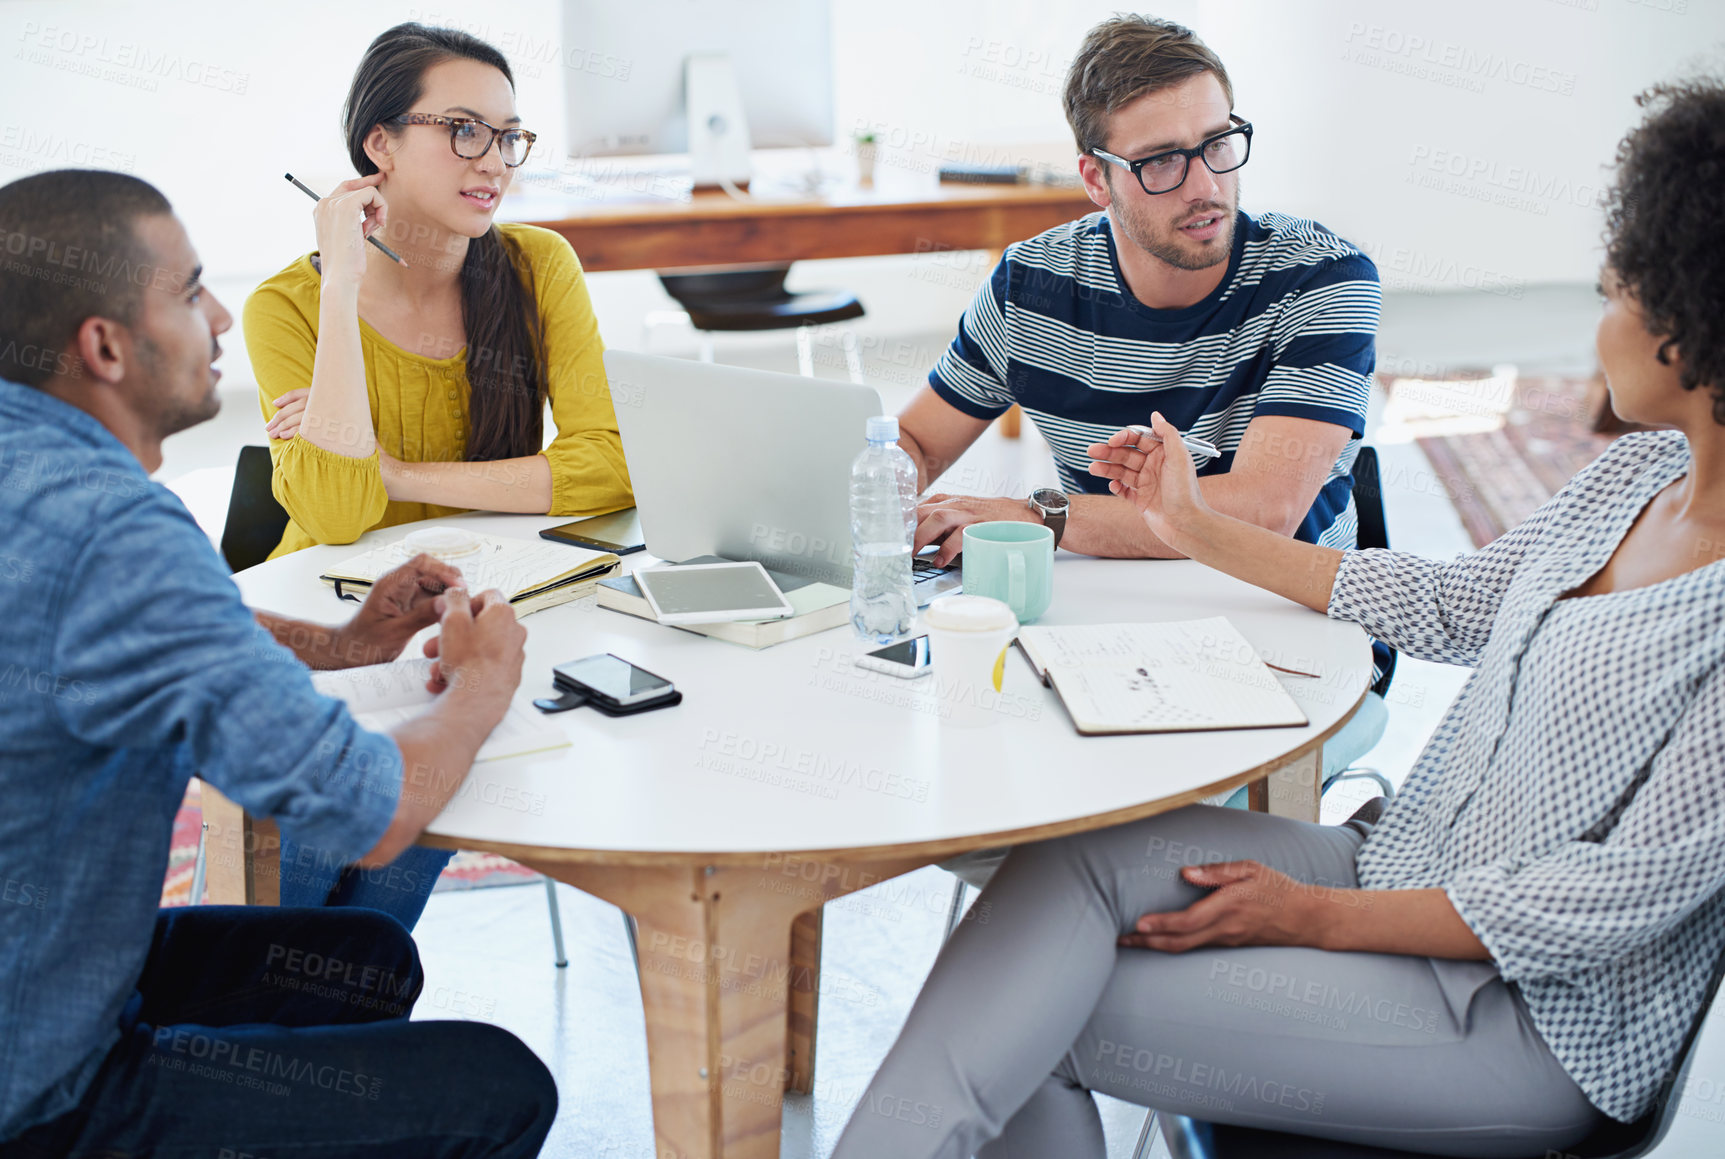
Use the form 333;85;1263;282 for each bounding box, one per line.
854;130;878;187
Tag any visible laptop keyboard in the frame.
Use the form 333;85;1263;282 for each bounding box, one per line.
910;555;962;605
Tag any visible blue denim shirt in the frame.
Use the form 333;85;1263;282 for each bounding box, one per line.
0;378;403;1139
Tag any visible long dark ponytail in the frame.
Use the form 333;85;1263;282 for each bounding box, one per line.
343;22;545;462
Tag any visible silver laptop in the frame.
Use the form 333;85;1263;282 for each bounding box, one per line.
605;350;962;601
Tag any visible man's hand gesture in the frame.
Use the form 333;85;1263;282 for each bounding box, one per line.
336;553;461;667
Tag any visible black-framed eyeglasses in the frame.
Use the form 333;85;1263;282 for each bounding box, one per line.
391;113;538;168
1091;116;1252;195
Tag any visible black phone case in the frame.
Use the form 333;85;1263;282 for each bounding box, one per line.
548;673;681;715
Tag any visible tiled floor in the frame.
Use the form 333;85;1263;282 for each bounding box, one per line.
157;282;1724;1156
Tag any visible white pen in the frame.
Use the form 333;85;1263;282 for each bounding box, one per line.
1124;424;1220;462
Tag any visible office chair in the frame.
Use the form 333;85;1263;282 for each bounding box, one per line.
219;445;292;574
200;446;574;967
1160;939;1725;1159
1326;442;1397;799
646;264;867;382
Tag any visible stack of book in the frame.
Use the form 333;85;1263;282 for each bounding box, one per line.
597;556;850;649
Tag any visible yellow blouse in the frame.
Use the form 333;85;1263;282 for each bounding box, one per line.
243;223;633;557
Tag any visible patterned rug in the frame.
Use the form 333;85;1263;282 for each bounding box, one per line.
1384;370;1625;548
159;782;539;907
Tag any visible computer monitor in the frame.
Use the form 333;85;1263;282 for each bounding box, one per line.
561;0;833;186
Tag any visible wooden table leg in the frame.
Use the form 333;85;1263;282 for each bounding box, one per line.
535;854;927;1159
1260;748;1322;823
199;782;281;906
785;909;821;1094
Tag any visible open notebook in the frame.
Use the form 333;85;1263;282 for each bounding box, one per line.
1016;617;1308;736
311;659;570;763
320;533;620;617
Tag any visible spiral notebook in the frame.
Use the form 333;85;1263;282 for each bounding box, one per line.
320;533;620;617
1016;617;1308;736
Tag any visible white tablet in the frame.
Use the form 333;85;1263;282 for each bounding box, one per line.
635;561;795;625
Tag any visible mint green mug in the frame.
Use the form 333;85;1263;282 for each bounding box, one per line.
960;521;1054;623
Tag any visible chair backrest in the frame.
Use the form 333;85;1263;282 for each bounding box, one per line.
219;445;291;574
1349;444;1396;697
1351;444;1389;551
1619;938;1725;1157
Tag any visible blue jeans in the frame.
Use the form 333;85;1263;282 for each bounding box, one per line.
0;906;555;1157
279;835;455;929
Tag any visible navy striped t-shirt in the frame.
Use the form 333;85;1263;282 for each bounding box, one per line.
930;209;1381;549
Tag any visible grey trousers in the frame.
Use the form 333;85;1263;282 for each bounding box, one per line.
834;805;1604;1159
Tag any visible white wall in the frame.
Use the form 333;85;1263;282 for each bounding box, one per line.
827;0;1721;290
0;0;1719;309
1199;0;1720;290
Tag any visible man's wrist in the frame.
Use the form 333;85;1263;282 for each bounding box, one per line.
439;665;515;718
264;614;345;670
1026;488;1070;549
327;625;387;669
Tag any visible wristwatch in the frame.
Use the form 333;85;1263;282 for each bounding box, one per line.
1027;488;1070;550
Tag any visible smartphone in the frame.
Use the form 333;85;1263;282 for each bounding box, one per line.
855;635;933;680
540;508;645;555
553;653;676;708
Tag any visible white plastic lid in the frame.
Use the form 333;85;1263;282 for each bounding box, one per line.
866;415;899;442
923;594;1018;633
403;527;483;559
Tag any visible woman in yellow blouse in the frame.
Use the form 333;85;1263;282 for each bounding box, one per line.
243;22;631;925
245;24;631;560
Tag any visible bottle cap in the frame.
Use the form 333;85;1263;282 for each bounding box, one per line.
866;415;899;442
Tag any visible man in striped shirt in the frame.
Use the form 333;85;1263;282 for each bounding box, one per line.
908;16;1380;565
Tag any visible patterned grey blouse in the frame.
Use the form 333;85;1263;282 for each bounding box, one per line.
1329;431;1725;1123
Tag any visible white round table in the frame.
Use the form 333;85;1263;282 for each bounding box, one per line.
234;511;1372;1159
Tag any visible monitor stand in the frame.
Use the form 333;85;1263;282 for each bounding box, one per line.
685;52;753;192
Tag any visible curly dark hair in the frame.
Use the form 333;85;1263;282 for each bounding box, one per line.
1603;79;1725;425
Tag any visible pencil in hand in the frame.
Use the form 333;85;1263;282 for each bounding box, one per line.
283;172;409;267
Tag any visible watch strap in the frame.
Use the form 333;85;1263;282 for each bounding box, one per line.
1029;493;1068;550
1043;508;1067;551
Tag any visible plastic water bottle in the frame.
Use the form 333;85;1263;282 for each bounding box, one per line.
849;415;918;643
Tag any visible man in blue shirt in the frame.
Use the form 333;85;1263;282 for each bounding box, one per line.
909;16;1379;565
0;169;554;1155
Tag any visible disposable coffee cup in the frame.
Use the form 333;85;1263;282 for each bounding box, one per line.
402;527;484;560
924;595;1019;728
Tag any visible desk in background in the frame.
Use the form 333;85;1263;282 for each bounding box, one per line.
502;179;1098;273
501;171;1097;440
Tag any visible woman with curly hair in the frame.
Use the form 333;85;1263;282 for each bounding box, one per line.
832;81;1725;1159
